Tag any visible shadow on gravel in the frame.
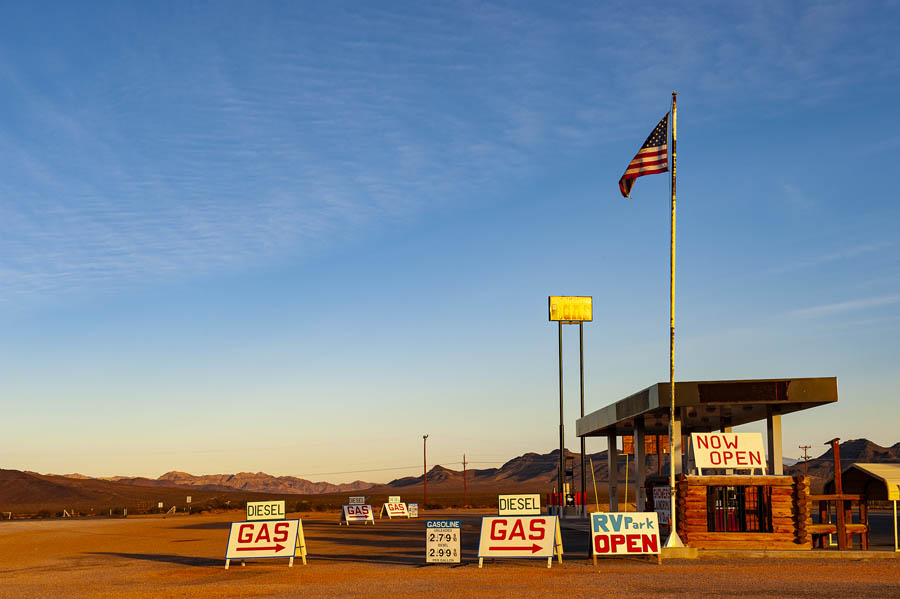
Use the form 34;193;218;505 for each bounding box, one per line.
86;552;220;567
174;521;232;530
311;552;430;566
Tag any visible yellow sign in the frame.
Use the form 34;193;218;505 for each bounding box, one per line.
548;296;592;322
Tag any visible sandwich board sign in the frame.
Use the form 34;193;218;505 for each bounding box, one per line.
224;519;308;569
477;515;562;568
426;520;461;563
380;502;410;519
498;494;541;516
652;487;671;526
590;512;660;565
340;504;374;525
247;500;286;521
408;503;419;518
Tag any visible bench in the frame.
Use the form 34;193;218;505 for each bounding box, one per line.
809;522;869;549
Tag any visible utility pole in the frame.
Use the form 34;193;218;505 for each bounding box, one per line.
799;445;812;476
462;454;468;507
423;435;429;506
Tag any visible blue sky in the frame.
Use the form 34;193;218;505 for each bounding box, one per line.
1;1;898;483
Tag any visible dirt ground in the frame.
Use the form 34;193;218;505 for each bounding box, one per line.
1;510;898;598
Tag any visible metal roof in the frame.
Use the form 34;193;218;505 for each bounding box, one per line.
576;377;838;437
827;463;900;501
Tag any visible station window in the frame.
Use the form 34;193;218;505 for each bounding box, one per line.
706;486;772;532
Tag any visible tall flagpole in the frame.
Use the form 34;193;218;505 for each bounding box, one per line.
665;90;684;548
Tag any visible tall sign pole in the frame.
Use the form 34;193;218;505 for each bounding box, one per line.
665;91;684;548
423;434;429;506
558;320;565;501
579;321;586;506
548;296;592;511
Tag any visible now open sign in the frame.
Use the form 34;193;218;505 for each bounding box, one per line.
590;512;660;555
691;432;766;471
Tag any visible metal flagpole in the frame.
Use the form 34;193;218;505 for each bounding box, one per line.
665;90;684;548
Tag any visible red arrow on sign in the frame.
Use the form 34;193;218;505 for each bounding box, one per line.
236;543;285;552
488;543;542;554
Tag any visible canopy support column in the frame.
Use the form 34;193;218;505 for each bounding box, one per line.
766;407;783;475
607;433;618;511
635;420;647;511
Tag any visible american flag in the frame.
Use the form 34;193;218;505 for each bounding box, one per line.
618;113;669;198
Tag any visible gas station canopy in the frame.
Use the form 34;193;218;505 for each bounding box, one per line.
576;377;838;437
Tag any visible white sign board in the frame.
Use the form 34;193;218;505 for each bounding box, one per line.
652;486;671;526
408;503;419;518
381;502;410;519
498;494;541;516
348;496;366;505
340;504;374;525
426;520;461;563
246;500;286;521
186;496;192;504
158;502;164;509
224;519;307;569
388;496;401;504
691;433;766;472
591;512;660;556
477;516;562;568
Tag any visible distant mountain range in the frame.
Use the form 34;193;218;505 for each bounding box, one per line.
7;438;897;512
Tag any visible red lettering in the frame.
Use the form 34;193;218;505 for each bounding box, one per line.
749;452;762;465
710;452;722;465
273;522;289;543
490;519;507;540
642;534;659;553
509;519;526;540
735;451;748;465
528;519;546;540
594;536;610;553
610;534;626;552
626;535;640;552
722;451;734;463
254;524;271;543
723;436;738;449
696;436;709;449
238;524;253;543
710;436;721;449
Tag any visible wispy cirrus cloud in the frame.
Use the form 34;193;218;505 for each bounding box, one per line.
789;294;900;319
1;1;898;307
768;241;893;274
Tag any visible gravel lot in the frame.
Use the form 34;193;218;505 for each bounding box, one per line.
1;510;898;598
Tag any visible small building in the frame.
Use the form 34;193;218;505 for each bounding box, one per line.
824;462;900;551
576;377;838;550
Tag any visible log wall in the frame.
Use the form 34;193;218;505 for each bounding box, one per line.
674;474;812;550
